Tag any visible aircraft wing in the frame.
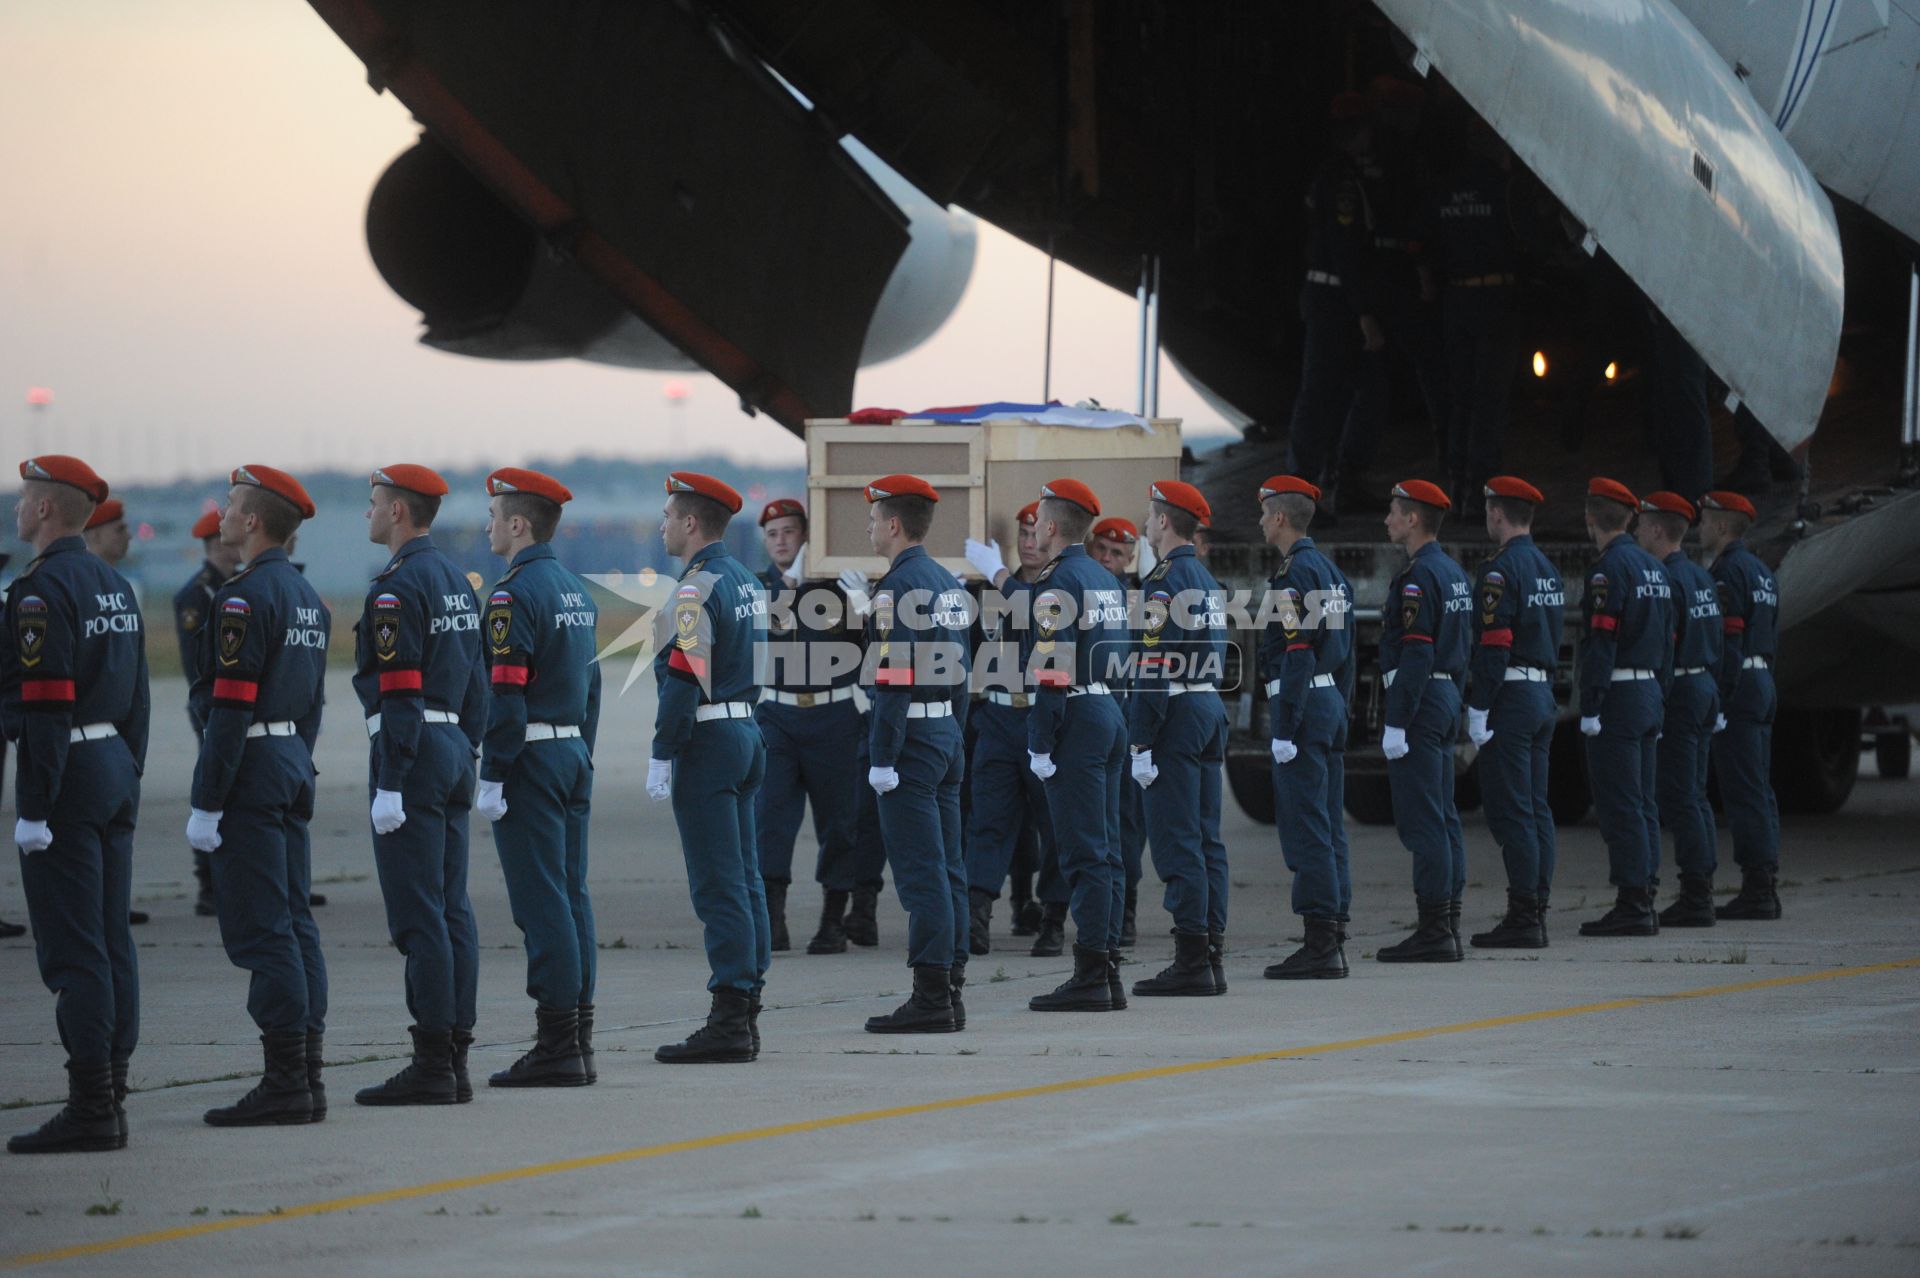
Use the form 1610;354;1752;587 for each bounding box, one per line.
1376;0;1846;449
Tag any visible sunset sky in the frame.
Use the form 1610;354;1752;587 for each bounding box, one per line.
0;0;1229;485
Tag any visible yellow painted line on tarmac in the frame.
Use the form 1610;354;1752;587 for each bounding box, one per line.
9;956;1916;1269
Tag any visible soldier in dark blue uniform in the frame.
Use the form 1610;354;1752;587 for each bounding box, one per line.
858;475;973;1032
1377;480;1473;962
474;468;602;1085
175;508;241;918
185;464;331;1127
1126;483;1230;996
5;456;149;1154
1256;475;1356;979
649;472;768;1062
752;497;864;955
350;465;487;1105
1701;490;1784;920
1465;477;1565;948
1634;492;1723;928
1022;479;1131;1012
1575;478;1676;937
1091;516;1147;948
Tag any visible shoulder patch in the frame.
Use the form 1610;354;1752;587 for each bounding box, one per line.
1277;586;1304;641
14;594;47;668
488;589;516;655
673;584;703;652
1142;588;1172;646
217;596;250;667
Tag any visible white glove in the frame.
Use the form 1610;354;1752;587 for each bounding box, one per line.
1130;749;1158;788
1028;750;1057;780
371;789;407;835
1270;739;1298;765
647;757;673;801
1381;726;1410;760
1467;708;1493;748
1714;713;1728;734
476;779;508;822
782;542;807;588
867;765;900;794
185;809;222;852
964;537;1007;582
837;568;872;617
1580;715;1602;737
14;818;52;853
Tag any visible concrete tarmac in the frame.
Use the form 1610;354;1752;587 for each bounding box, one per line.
2;672;1916;1275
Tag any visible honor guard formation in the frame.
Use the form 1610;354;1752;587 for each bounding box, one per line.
4;454;1790;1154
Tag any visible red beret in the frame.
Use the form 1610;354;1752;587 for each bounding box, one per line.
1639;491;1696;521
85;498;126;530
1701;490;1757;520
1149;480;1212;526
759;497;805;527
1039;477;1100;516
662;470;737;513
1016;500;1040;527
1391;479;1451;510
190;509;223;540
1329;91;1371;121
371;464;449;498
1092;517;1138;545
20;455;109;504
1483;475;1544;505
489;467;574;505
1587;477;1638;510
232;464;316;520
1258;474;1322;503
863;473;939;503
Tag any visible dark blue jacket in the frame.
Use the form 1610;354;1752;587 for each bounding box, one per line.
1381;539;1472;729
1711;540;1779;702
486;542;603;780
1578;533;1675;717
650;539;756;762
2;536;151;821
1021;544;1128;755
1467;534;1564;712
1129;545;1225;748
1665;551;1724;673
866;543;972;768
758;568;860;695
1260;536;1355;740
174;560;222;716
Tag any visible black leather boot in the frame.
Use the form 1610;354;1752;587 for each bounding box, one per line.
845;884;881;947
1029;943;1115;1012
489;1005;588;1087
807;889;849;954
765;880;790;952
866;965;958;1034
110;1058;129;1148
1119;884;1138;948
8;1061;119;1153
450;1028;474;1102
1107;949;1129;1009
1536;888;1551;945
655;989;756;1063
1266;917;1349;978
1580;885;1660;937
204;1031;313;1126
355;1027;456;1106
1470;890;1547;949
949;967;967;1031
304;1031;326;1121
1716;868;1782;920
1448;896;1463;943
1133;931;1217;995
193;851;217;918
1659;873;1717;928
748;994;762;1059
1377;902;1463;963
1030;903;1067;958
577;1003;597;1084
1209;931;1228;992
968;888;994;957
1010;875;1038;936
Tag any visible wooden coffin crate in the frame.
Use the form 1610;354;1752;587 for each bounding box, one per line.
806;417;1183;579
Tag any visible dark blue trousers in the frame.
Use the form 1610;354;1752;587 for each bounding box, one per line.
1387;679;1467;906
965;703;1056;899
1042;694;1127;949
1273;686;1350;921
1120;774;1146;890
494;736;596;1007
1143;692;1228;935
210;737;326;1034
754;699;861;888
1657;672;1719;880
370;723;478;1032
877;716;967;969
19;737;140;1066
1586;680;1664;887
850;719;890;890
1286;282;1390;484
668;721;769;994
1712;670;1780;872
1479;681;1558;897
